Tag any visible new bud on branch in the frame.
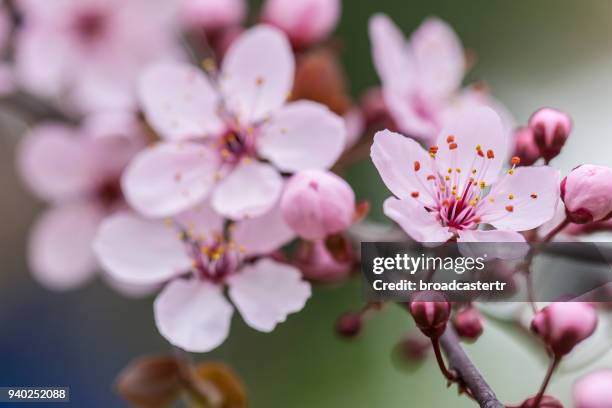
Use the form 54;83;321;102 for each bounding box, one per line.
573;369;612;408
530;302;597;357
561;165;612;224
528;108;572;163
408;292;451;338
281;169;356;240
453;305;483;340
513;127;540;166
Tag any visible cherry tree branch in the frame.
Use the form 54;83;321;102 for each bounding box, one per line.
439;326;504;408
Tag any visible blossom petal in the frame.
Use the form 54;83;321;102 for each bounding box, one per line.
122;142;219;217
220;25;294;123
228;259;311;332
28;202;102;291
479;166;560;231
258;101;346;171
435;106;506;185
457;229;529;260
368;14;414;92
232;202;295;255
138;62;224;141
383;197;453;243
174;201;224;239
411;17;465;101
93;213;191;285
17;124;97;201
154;279;233;352
211;161;283;219
371;129;436;206
383;87;439;143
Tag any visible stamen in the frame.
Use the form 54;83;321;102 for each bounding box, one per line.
505;205;514;212
486;149;495;159
449;143;458;150
411;191;420;198
511;156;521;166
414;161;421;172
446;135;455;143
531;193;538;199
508;193;514;200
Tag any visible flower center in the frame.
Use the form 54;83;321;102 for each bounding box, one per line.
216;127;256;164
96;178;122;209
73;9;108;43
182;232;245;284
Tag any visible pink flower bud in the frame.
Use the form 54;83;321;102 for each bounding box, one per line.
181;0;247;31
453;305;483;340
281;170;355;240
512;127;540;166
261;0;341;47
335;312;362;338
408;292;451;338
295;235;354;282
530;302;598;357
561;165;612;224
520;395;564;408
574;369;612;408
528;108;572;163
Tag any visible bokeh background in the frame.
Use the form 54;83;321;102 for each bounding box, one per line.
2;0;612;406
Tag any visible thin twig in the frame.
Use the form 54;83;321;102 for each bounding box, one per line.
439;326;504;408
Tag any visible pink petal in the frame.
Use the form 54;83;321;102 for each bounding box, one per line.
17;123;98;201
370;129;436;207
138;62;224;141
174;201;224;239
383;87;439;143
93;212;191;285
435;106;506;185
383;197;453;243
211;160;283;219
457;229;527;243
228;258;311;332
479;166;560;231
411;17;465;101
368;14;414;93
180;0;246;30
28;202;103;291
457;229;529;260
232;202;295;255
220;25;294;123
122;142;219;217
258;101;346;171
154;279;233;352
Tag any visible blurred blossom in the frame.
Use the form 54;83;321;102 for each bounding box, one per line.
261;0;340;48
295;234;354;282
561;165;612;224
528;107;572;163
371;107;559;243
452;305;483;340
335;311;362;338
368;14;513;144
513;127;540;166
180;0;246;32
126;25;346;220
531;302;598;358
17;112;145;290
573;369;612;408
0;5;15;94
14;0;181;112
93;202;311;352
281;169;355;240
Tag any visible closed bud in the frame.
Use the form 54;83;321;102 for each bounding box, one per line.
335;312;362;338
453;305;483;340
408;292;451;338
512;127;540;166
528;108;572;163
561;165;612;224
281;169;356;240
261;0;340;47
520;395;564;408
295;234;354;283
573;369;612;408
531;302;598;357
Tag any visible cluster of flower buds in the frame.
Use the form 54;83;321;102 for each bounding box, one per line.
530;302;598;358
512;108;572;165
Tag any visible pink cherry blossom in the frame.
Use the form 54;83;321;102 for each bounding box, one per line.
528;107;572;163
368;14;513;144
93;201;310;352
180;0;246;31
561;164;612;224
531;302;598;357
574;369;612;408
261;0;340;48
513;126;540;166
125;25;346;220
371;106;560;243
17;112;145;290
281;169;355;240
14;0;181;112
295;236;354;282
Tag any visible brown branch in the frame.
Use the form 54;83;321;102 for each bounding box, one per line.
439;326;504;408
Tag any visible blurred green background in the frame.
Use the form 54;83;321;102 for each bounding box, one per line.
2;0;612;406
